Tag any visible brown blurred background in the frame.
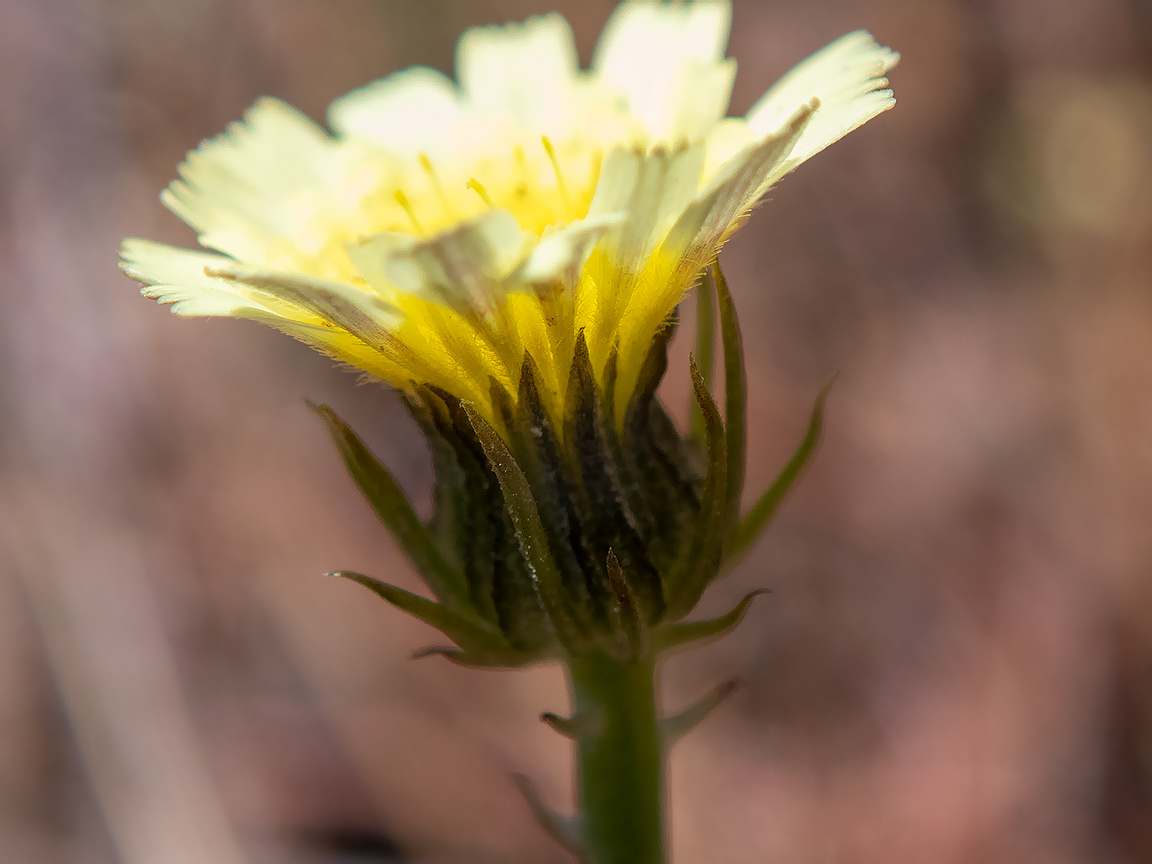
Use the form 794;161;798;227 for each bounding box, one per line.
2;0;1152;861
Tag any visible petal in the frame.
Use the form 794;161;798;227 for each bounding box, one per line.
203;263;401;344
602;104;813;411
592;0;733;141
120;239;274;317
747;31;898;172
246;315;403;382
514;213;624;288
580;142;705;376
162;98;356;266
662;102;815;277
586;142;705;272
120;239;402;382
328;66;466;157
666;58;738;142
347;209;527;315
456;13;580;136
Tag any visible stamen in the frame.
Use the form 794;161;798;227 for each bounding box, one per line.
393;189;423;232
419;153;453;218
541;135;570;211
467;178;494;207
513;144;530;177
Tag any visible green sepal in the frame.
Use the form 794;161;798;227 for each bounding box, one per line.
403;395;467;577
728;376;834;563
415;388;504;628
713;260;747;549
560;334;619;629
464;403;583;652
509;356;599;636
688;267;716;449
618;321;700;579
330;571;507;653
311;403;469;611
412;645;541;668
485;379;557;651
661;679;739;745
602;347;660;556
662;356;728;620
540;710;602;740
605;548;648;661
651;589;767;654
564;333;663;628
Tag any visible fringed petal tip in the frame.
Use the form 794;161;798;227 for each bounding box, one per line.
119;238;261;317
747;30;899;170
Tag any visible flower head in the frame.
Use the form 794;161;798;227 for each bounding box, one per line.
120;2;898;666
121;2;896;429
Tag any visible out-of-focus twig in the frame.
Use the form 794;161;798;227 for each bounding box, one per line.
8;487;249;864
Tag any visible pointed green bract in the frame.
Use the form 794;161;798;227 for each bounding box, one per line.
485;379;559;650
605;549;647;660
564;333;630;628
618;321;701;581
541;712;581;739
421;387;505;629
651;589;768;653
312;403;470;610
729;377;834;562
508;356;600;637
331;571;507;653
565;334;664;629
405;395;468;576
662;357;727;621
713;260;747;550
465;403;582;651
688;267;716;449
412;645;538;668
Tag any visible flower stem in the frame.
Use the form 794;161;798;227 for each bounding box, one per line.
566;650;664;864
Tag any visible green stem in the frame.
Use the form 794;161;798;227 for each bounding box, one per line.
566;650;664;864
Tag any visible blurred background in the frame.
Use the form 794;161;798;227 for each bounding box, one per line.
2;0;1151;861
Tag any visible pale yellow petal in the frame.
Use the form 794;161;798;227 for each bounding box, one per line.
579;142;705;375
587;143;705;271
604;102;816;410
592;0;733;141
701;118;757;186
118;240;394;382
666;58;738;142
161;98;353;266
747;31;898;172
663;103;814;275
348;209;526;316
514;213;623;288
457;13;579;137
328;67;465;157
120;239;274;317
205;263;401;346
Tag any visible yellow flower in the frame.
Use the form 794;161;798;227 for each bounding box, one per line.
120;2;897;428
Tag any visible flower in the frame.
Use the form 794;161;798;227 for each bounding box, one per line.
119;2;898;667
120;1;897;429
